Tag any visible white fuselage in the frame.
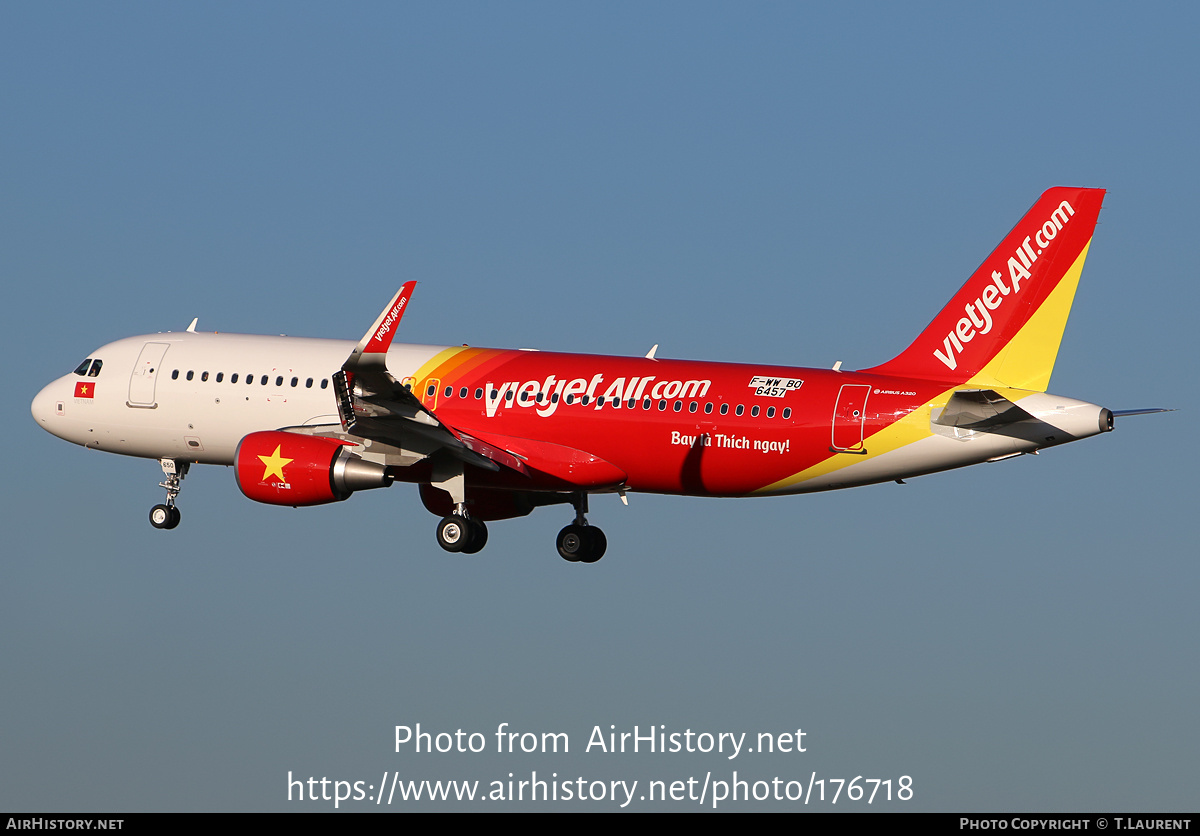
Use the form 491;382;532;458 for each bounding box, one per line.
31;331;445;465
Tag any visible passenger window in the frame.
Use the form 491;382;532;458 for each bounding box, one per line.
445;386;453;398
275;376;283;386
767;406;775;418
460;387;468;399
186;371;194;381
247;374;254;385
427;384;436;396
704;402;713;414
261;375;268;385
291;377;298;387
231;373;239;383
306;378;313;388
475;388;483;400
321;379;328;389
216;372;224;382
783;407;792;419
673;401;682;412
201;371;209;382
720;404;729;415
172;370;179;380
688;402;698;413
735;404;744;416
751;405;760;417
658;400;666;411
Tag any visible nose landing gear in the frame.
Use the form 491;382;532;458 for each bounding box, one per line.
149;458;188;530
149;503;180;530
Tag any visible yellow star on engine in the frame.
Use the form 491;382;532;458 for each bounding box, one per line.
258;445;293;482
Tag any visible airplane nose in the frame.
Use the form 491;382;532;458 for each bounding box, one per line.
31;382;59;429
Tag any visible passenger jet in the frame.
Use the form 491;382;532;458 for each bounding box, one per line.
31;187;1160;562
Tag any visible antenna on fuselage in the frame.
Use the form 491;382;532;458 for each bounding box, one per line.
186;318;198;332
645;344;658;359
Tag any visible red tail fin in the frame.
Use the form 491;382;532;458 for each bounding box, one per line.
864;187;1105;392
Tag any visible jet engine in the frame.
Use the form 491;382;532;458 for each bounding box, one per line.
235;431;392;506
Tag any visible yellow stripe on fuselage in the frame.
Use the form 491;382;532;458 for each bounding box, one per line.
754;387;956;494
410;346;475;382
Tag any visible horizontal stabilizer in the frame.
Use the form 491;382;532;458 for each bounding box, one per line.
933;389;1035;431
1111;408;1174;417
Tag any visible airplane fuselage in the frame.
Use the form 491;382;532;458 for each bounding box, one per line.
32;330;1110;499
30;188;1131;559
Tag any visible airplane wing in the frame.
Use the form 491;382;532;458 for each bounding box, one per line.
332;284;529;475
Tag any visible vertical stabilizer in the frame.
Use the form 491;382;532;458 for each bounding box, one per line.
864;187;1105;392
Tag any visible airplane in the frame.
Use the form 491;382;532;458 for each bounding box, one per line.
31;187;1165;562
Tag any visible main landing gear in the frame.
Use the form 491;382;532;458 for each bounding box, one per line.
149;458;188;530
436;512;488;555
431;460;489;555
430;491;607;562
557;493;606;563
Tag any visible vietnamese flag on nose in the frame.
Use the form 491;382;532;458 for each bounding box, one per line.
74;381;95;398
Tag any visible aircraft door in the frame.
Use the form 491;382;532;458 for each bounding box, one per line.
128;342;170;407
831;384;871;453
421;378;441;410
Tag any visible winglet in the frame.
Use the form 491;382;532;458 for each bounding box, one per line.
344;282;416;371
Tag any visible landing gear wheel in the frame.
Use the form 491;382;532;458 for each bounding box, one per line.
557;524;589;562
152;459;187;530
461;519;488;554
437;515;470;553
150;504;174;530
580;527;606;563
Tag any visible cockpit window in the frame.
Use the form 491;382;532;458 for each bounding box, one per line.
74;358;92;376
87;359;102;377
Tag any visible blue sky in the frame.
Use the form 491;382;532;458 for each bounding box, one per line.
2;3;1196;811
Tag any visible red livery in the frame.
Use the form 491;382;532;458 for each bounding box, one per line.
33;188;1167;561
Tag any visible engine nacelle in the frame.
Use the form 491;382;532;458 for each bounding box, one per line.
235;431;392;507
